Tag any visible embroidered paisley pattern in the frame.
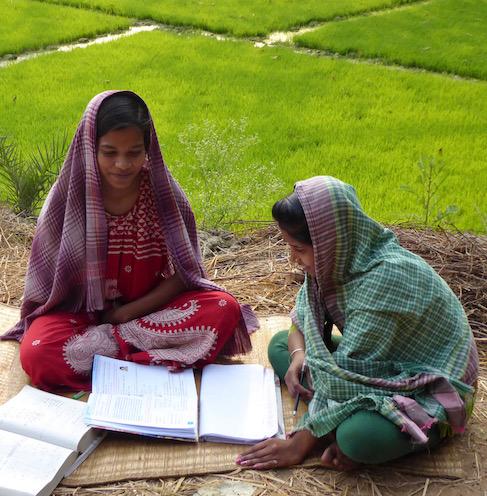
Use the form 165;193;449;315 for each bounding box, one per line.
63;324;119;375
118;310;218;365
147;325;218;365
140;299;200;328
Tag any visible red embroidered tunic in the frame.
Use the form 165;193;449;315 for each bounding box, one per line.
20;171;241;391
104;170;172;303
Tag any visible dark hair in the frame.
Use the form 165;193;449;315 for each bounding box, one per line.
96;92;151;150
272;192;312;245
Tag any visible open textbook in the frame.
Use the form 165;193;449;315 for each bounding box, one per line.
85;355;284;444
0;385;104;496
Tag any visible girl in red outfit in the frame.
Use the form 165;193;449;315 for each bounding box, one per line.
3;91;258;391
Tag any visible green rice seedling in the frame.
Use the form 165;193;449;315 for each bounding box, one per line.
296;0;487;80
475;208;487;232
38;0;420;37
0;0;131;56
0;31;486;232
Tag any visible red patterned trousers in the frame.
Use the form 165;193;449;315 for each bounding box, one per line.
20;290;241;392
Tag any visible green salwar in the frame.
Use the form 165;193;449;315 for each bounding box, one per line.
268;330;443;464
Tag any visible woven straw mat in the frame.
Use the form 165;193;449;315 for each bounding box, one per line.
0;304;477;484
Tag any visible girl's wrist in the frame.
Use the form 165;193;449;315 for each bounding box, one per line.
112;305;132;324
289;347;305;359
289;429;317;460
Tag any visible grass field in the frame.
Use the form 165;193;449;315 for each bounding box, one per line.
296;0;487;80
38;0;420;37
0;0;131;57
0;31;486;232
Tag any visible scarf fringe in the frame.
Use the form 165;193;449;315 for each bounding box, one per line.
220;321;253;356
240;304;260;333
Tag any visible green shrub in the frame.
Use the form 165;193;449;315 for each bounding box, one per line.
400;152;460;228
0;133;67;217
175;119;282;229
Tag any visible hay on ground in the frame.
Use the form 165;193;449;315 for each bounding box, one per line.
1;209;486;495
0;212;485;344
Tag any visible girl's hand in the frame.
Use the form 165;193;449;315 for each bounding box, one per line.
236;431;317;470
100;272;186;326
100;306;130;325
285;354;313;400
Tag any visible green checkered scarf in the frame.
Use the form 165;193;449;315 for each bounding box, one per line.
292;177;478;443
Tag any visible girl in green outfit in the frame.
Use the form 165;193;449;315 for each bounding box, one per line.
237;176;478;471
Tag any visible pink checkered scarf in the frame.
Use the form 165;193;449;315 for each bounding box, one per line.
4;91;258;350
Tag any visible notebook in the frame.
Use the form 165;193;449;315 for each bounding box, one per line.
85;355;284;444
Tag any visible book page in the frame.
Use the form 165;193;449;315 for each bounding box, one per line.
87;356;197;432
199;364;279;443
0;429;76;496
92;355;193;396
87;392;197;429
0;385;93;451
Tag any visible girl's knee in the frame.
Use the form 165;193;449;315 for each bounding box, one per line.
336;410;411;464
268;330;291;380
19;338;55;388
268;331;289;362
19;337;39;372
211;291;241;322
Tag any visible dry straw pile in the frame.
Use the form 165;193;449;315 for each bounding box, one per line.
0;207;486;495
203;222;487;345
1;207;486;345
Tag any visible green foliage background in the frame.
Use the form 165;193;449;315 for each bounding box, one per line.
0;0;485;231
296;0;487;80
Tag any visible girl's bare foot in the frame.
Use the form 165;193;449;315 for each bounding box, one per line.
320;442;361;471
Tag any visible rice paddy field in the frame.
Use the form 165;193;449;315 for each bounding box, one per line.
30;0;419;36
0;3;486;495
0;0;486;232
295;0;487;80
0;0;130;56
